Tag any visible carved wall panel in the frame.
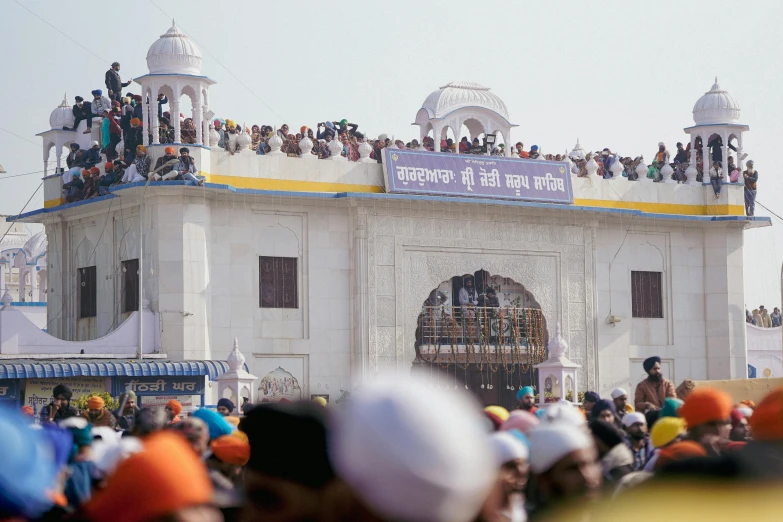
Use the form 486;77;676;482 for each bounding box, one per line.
359;209;597;390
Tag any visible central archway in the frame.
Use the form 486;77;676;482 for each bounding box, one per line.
412;270;549;408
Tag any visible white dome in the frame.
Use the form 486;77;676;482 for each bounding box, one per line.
22;231;47;261
692;78;741;125
421;81;510;120
146;21;202;75
49;94;74;130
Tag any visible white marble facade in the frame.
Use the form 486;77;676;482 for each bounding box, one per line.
33;186;750;397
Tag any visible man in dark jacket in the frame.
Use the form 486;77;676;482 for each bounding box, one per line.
66;143;81;169
112;390;141;432
39;383;80;424
105;62;131;103
80;141;102;169
70;96;93;133
62;172;85;202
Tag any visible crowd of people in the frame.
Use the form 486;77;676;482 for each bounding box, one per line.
58;61;759;217
3;353;781;522
747;305;782;327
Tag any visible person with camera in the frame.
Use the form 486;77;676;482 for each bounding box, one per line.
39;384;80;425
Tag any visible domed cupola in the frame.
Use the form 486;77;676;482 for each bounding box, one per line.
420;82;510;121
49;94;74;130
146;20;203;75
692;77;741;125
413;81;516;156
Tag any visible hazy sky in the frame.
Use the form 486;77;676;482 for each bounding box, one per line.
1;0;782;307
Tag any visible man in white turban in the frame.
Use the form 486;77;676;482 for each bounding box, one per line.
611;388;632;420
527;424;601;518
490;432;529;522
329;375;496;522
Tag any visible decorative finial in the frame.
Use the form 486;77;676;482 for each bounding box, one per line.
227;337;246;370
172;18;176;26
1;290;12;308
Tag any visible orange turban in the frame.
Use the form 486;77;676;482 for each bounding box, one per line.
300;126;308;135
89;167;100;175
738;399;756;409
749;387;783;441
210;434;250;466
87;396;105;410
104;162;113;171
654;440;707;470
224;416;240;427
166;399;182;416
136;144;146;153
130;117;141;126
678;388;733;428
81;169;90;177
21;405;34;416
164;146;175;155
85;433;212;522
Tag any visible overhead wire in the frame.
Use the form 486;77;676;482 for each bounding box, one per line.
0;169;47;181
0;183;42;246
12;0;110;67
147;0;288;124
0;127;42;148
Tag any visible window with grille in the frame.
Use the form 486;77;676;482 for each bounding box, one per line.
122;259;139;313
78;266;97;318
631;271;663;318
259;257;298;308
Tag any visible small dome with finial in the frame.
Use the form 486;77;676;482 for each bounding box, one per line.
227;338;246;370
692;77;741;125
49;94;74;130
146;20;203;75
547;323;568;359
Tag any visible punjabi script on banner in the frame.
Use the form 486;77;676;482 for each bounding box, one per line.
25;377;108;414
116;377;203;396
383;149;573;204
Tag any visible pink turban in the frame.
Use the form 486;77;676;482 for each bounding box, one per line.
500;410;540;435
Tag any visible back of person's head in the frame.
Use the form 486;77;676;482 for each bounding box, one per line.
329;376;496;522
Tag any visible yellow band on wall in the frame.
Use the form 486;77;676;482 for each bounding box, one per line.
573;198;745;216
203;174;385;194
42;180;744;217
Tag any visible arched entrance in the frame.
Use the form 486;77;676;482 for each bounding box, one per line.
413;270;549;408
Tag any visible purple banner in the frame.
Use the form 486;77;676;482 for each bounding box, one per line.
383;148;573;204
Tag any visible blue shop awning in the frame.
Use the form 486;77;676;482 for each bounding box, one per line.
0;359;231;381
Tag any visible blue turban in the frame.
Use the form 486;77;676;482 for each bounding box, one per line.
531;145;539;151
516;386;535;402
217;398;235;413
40;425;73;470
91;89;102;96
0;409;58;518
325;121;334;130
660;397;684;418
192;408;233;440
591;399;616;419
643;356;661;373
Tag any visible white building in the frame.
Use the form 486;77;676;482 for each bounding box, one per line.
0;217;47;330
6;22;770;408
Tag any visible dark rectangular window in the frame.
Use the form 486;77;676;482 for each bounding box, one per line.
78;266;97;318
122;259;139;313
631;271;663;318
259;257;298;308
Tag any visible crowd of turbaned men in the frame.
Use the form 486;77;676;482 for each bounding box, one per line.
1;354;782;522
